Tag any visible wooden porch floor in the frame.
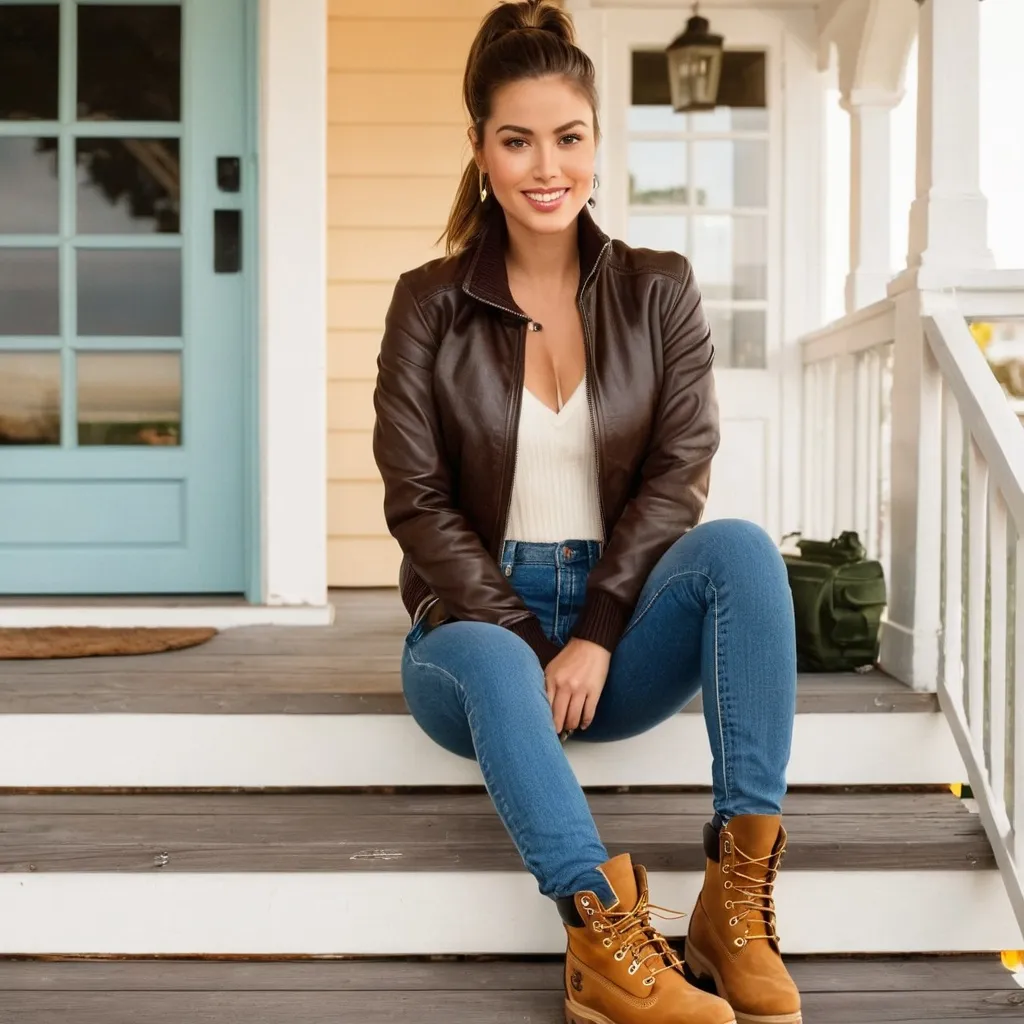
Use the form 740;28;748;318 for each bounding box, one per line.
0;956;1020;1022
0;589;936;715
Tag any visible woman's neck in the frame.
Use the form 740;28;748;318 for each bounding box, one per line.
504;216;580;292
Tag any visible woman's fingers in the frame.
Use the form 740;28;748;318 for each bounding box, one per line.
564;690;588;733
550;686;571;735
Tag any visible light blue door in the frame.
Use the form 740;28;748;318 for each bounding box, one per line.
0;0;255;594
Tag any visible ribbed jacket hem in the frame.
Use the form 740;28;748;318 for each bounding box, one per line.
572;589;632;652
509;615;562;668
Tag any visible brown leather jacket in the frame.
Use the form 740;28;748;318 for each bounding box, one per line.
372;210;719;665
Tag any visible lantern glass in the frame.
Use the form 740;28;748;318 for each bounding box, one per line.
667;43;724;113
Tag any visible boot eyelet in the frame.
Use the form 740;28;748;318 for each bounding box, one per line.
728;916;739;927
627;962;639;975
722;863;730;874
581;897;591;907
592;922;603;932
643;977;655;987
723;880;733;889
734;937;746;948
614;949;626;961
603;938;614;948
724;901;733;910
723;840;732;854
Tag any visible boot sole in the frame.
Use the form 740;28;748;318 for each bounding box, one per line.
685;943;802;1024
565;996;736;1024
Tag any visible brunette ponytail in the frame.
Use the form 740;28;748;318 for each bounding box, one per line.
441;0;599;256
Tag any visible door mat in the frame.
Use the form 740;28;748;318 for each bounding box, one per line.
0;627;217;660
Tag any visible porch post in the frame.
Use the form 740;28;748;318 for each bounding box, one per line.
904;0;993;280
842;91;898;313
883;0;992;688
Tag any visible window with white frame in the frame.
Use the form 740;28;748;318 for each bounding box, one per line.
627;50;769;369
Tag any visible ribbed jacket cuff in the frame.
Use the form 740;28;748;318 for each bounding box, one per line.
572;589;632;652
509;615;562;668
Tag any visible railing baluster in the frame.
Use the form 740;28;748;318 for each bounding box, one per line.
866;350;882;560
989;486;1009;812
943;383;964;704
1016;534;1024;863
967;437;989;753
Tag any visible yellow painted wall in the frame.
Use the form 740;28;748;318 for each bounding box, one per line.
326;0;495;586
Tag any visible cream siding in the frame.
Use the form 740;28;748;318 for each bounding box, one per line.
326;0;495;586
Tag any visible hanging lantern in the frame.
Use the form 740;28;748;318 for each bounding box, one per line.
666;5;725;113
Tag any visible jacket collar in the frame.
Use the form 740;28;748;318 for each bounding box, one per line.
462;207;610;317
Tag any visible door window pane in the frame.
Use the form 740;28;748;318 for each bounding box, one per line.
77;5;182;122
0;6;60;121
0;138;60;233
707;308;767;370
627;215;687;255
77;139;181;234
0;352;61;445
629;142;688;205
692;215;767;302
77;352;181;446
77;249;182;336
693;140;768;209
0;249;60;335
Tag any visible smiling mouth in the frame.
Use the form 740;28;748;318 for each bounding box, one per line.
523;188;569;204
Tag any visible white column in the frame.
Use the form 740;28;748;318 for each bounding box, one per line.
882;0;991;688
842;91;898;313
903;0;993;282
260;0;329;608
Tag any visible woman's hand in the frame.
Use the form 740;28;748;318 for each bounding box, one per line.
545;638;612;736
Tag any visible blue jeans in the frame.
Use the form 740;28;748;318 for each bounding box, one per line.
401;519;797;905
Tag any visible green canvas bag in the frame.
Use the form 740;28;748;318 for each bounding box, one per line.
782;531;887;672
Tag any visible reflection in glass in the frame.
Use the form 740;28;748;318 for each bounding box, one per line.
693;141;768;209
77;352;181;446
692;215;767;302
691;106;768;133
629;141;688;205
0;249;60;335
77;249;182;336
0;352;61;445
77;5;182;122
0;6;60;121
628;216;687;255
0;138;60;233
706;308;766;370
77;139;180;234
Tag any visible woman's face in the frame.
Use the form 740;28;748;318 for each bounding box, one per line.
475;75;597;239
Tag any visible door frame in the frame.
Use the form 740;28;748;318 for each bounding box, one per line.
568;2;825;541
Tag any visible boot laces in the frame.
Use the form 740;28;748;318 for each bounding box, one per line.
727;840;784;945
594;891;686;983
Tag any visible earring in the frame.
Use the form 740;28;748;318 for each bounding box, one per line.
588;173;600;208
479;171;489;203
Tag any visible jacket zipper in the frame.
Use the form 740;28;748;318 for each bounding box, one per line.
461;286;531;558
579;241;611;542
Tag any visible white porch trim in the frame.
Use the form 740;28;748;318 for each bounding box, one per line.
2;869;1017;955
259;0;329;610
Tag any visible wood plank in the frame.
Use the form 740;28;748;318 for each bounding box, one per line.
329;177;458;230
327;331;381;381
328;72;464;125
328;228;444;285
0;590;940;716
328;431;378;481
328;18;481;73
0;955;1015;994
328;282;396;331
1;984;1021;1022
327;381;376;431
0;790;993;873
328;480;387;534
328;124;469;179
330;0;495;17
329;538;403;588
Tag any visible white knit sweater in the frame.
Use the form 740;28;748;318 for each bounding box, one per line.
503;379;604;544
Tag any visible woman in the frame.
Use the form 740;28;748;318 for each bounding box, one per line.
372;3;800;1023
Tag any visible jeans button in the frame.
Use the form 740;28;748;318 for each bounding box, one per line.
504;564;513;577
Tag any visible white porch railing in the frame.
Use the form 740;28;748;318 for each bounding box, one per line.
800;285;1024;937
924;308;1024;931
800;298;895;570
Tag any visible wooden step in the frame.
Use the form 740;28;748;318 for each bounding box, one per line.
0;956;1020;1022
0;591;964;788
1;789;1019;955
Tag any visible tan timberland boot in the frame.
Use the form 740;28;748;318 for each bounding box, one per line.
684;816;802;1024
557;853;736;1024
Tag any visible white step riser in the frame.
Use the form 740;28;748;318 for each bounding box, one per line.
0;713;965;788
1;870;1018;956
